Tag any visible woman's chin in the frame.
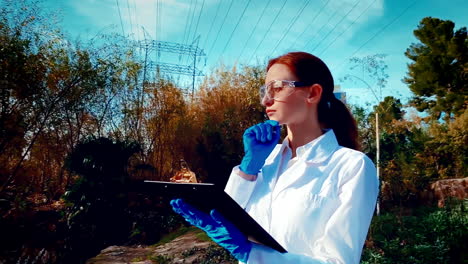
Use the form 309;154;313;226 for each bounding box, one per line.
268;117;283;125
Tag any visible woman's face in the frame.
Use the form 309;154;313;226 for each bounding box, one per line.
262;63;311;125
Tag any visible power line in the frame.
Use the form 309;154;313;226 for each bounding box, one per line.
180;0;195;45
302;8;339;50
126;0;135;40
220;0;252;56
157;0;159;40
159;0;162;39
115;0;125;36
183;0;200;64
191;0;206;45
202;1;223;50
133;0;140;41
155;0;160;41
248;0;289;63
155;0;163;63
337;0;418;70
158;0;162;39
237;0;272;62
319;0;378;56
289;0;331;49
311;0;359;53
270;0;312;55
185;0;199;45
207;0;235;56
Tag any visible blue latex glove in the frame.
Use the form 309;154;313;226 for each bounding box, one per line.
240;120;281;175
170;198;252;262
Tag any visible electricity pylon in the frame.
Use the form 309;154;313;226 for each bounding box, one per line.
139;38;206;98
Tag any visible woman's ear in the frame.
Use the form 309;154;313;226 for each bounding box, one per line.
306;84;323;104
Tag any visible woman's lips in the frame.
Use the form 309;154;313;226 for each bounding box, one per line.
266;109;275;115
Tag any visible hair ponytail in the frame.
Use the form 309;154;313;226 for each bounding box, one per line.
318;96;360;150
267;52;360;150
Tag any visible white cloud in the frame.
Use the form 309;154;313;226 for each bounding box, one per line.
67;0;195;41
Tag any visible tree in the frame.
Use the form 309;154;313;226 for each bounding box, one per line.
190;64;266;185
343;54;389;103
354;97;404;161
422;108;468;179
0;0;143;199
143;78;189;180
351;105;375;158
343;55;389;214
376;96;404;124
404;17;468;121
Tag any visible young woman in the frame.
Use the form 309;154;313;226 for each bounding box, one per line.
171;52;379;264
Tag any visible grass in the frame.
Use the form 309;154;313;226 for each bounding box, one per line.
153;225;205;247
195;229;211;242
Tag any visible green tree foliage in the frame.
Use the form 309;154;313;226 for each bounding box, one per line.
346;39;466;207
375;18;467;206
359;96;405;160
404;17;468;121
376;96;404;123
373;96;406;163
379;118;429;206
355;97;466;208
351;97;426;206
351;105;374;156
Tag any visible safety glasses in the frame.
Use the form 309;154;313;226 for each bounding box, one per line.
260;80;311;103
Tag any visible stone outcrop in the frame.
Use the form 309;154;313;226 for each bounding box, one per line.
85;230;233;264
430;177;468;207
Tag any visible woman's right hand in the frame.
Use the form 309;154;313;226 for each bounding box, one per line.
239;120;281;175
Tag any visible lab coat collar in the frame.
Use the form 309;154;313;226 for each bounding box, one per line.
287;129;340;164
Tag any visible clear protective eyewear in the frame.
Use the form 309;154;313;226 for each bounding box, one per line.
260;80;311;103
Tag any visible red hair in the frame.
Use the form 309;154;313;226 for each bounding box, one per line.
267;52;360;150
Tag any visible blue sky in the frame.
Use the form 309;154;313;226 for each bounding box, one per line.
41;0;467;108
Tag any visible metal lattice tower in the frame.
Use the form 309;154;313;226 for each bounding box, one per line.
139;39;206;97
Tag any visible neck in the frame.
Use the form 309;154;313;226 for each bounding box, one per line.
286;121;323;158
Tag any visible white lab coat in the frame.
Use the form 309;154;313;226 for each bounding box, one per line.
225;130;379;264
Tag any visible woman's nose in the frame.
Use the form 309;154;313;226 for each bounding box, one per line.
261;95;274;106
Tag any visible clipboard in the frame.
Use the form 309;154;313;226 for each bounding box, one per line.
141;180;287;253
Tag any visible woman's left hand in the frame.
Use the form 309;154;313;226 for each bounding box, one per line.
170;198;252;262
240;120;281;175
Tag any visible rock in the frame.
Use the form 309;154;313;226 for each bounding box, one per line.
151;231;212;263
86;230;215;264
430;177;468;207
86;245;154;264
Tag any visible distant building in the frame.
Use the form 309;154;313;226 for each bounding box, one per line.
333;85;346;104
